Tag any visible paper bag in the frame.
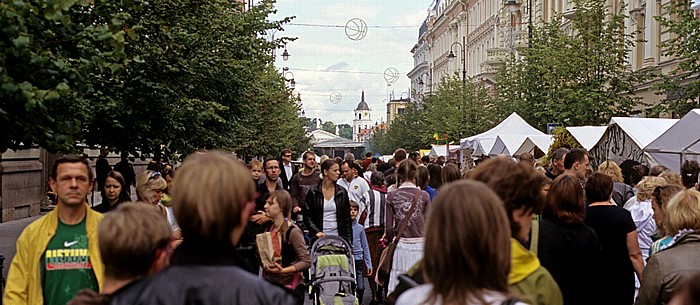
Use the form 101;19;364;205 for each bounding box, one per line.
256;232;281;267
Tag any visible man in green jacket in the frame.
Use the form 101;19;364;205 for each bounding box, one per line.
470;157;563;305
4;155;104;305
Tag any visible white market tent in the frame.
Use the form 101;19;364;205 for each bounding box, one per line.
488;134;553;157
644;109;700;173
514;135;555;157
429;144;460;157
566;126;607;150
460;112;546;157
588;117;678;169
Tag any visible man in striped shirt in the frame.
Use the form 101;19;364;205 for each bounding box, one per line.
364;171;387;304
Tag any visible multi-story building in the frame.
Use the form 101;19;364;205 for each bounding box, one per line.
386;97;410;126
407;20;432;99
409;0;687;114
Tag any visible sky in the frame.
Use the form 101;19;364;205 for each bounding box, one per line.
271;0;434;127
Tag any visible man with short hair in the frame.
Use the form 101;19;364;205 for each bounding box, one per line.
68;203;172;304
420;155;431;167
5;156;104;305
290;151;320;220
338;161;370;213
546;148;569;180
113;152;136;195
563;148;590;184
362;152;373;170
344;152;356;163
408;151;419;165
278;148;298;191
96;146;112;192
384;148;407;177
110;151;295;304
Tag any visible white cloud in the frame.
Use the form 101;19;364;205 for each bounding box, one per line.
272;0;432;126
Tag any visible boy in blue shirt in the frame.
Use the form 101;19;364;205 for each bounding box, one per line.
350;200;372;304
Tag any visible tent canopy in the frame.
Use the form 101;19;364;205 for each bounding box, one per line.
644;109;700;173
460;112;545;156
566;126;607;150
609;117;678;149
429;144;459;157
588;117;678;169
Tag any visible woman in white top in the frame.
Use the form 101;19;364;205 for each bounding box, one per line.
397;180;524;305
303;160;353;243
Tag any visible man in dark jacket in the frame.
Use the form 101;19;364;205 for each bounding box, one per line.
279;148;298;191
95;146;112;192
109;151;295;305
112;152;135;195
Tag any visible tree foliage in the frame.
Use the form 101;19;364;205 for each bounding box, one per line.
337;124;353;140
369;75;499;154
495;0;645;129
0;0;307;157
321;121;336;135
654;0;700;115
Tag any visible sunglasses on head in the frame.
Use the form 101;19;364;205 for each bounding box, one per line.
149;171;162;179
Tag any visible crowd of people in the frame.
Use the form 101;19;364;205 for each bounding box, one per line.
4;146;700;305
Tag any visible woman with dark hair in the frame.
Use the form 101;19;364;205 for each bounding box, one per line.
396;180;525;305
584;173;644;305
441;163;460;186
385;160;430;293
94;171;132;213
416;166;436;201
427;164;442;191
304;159;352;243
538;174;603;305
467;157;562;305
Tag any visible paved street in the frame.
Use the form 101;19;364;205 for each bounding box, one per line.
1;214;42;281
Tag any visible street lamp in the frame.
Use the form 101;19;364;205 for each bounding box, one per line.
446;37;467;88
282;67;295;88
281;42;290;61
417;72;431;92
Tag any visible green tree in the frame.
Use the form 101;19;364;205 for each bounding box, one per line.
337;124;353;140
369;74;498;154
496;0;645;129
654;0;700;115
0;0;129;153
1;0;307;157
421;75;499;144
321;121;336;135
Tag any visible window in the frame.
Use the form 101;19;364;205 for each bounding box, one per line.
359;114;362;120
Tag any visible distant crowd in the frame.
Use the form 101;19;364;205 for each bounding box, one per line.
4;147;700;305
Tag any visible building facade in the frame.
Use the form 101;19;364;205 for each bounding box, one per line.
386;97;410;126
408;0;686;113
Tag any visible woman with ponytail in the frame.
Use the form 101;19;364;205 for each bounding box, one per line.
262;190;311;304
384;160;431;294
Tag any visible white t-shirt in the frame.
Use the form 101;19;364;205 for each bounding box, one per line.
396;284;527;305
159;203;180;232
337;177;369;212
322;198;338;236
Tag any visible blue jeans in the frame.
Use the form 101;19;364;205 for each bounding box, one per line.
355;260;365;301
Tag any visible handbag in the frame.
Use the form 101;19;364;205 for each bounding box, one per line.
375;188;422;286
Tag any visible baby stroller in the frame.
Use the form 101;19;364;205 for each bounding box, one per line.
309;235;358;305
